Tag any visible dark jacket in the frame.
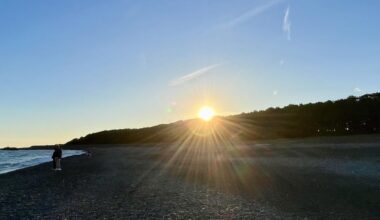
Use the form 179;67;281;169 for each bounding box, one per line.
52;148;62;158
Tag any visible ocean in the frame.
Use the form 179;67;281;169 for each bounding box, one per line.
0;150;84;174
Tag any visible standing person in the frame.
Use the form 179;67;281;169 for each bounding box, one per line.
55;145;62;171
52;146;58;170
52;145;62;171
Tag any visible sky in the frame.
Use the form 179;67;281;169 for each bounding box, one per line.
1;0;380;147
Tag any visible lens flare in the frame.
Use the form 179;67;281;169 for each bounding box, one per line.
198;106;215;121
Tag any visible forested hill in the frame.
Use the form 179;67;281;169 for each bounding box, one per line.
66;93;380;145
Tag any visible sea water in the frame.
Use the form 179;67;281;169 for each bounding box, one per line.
0;150;84;174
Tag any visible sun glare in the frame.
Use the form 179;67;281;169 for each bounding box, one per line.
198;106;215;121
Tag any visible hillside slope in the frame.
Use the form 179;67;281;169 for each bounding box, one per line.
66;93;380;145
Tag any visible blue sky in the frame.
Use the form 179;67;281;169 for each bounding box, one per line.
1;0;380;147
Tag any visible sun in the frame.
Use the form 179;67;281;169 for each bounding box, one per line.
198;106;215;121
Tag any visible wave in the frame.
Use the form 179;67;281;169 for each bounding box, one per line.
0;150;84;174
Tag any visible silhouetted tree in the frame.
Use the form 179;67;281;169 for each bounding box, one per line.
66;93;380;145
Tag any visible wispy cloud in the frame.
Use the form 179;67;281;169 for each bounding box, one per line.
354;87;362;93
283;6;291;40
170;64;221;86
218;0;283;30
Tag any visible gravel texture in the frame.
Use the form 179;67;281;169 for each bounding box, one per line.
1;136;380;219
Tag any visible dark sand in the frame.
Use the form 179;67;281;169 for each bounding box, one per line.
1;135;380;219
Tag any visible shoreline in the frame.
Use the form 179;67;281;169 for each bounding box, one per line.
0;150;85;175
1;136;380;219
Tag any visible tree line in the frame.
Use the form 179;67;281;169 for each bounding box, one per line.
66;93;380;145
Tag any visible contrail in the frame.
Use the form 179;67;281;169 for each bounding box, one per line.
219;0;283;29
283;6;291;40
170;64;221;86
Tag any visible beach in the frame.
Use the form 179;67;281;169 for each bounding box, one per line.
1;135;380;219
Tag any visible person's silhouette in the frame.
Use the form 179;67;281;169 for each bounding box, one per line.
52;145;62;171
